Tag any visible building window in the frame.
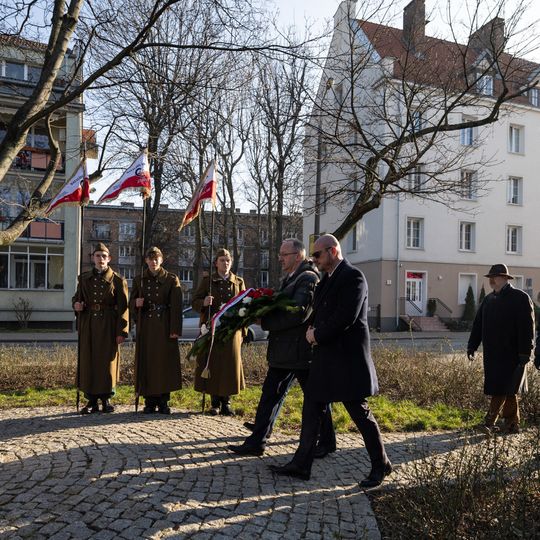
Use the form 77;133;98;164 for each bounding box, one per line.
180;269;193;282
237;228;244;241
92;222;111;240
460;170;477;200
477;74;493;95
509;125;524;154
407;166;424;192
119;222;136;240
406;217;424;249
0;245;64;290
260;270;269;287
260;228;268;243
119;266;134;280
4;60;25;80
119;245;136;257
513;275;524;290
459;222;475;251
530;88;540;107
260;250;269;268
507;177;523;205
506;225;522;254
348;225;358;252
411;110;423;133
180;225;194;237
460;117;475;145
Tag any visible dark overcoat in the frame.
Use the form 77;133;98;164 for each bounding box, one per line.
261;259;319;370
307;260;379;403
468;283;534;395
130;268;183;396
192;272;246;396
73;267;129;395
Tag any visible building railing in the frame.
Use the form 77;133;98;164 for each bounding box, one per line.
428;297;453;321
90;230;111;241
399;296;423;315
12;149;65;173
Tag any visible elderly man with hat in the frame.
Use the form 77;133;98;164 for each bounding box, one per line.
73;243;129;414
130;246;183;414
467;264;535;435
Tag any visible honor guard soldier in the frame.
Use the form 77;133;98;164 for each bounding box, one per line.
130;247;183;414
73;243;129;414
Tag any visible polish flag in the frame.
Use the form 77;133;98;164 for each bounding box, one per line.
97;150;152;204
178;161;217;231
46;161;90;214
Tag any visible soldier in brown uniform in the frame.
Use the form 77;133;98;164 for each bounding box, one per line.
73;243;129;414
192;248;246;415
130;247;183;414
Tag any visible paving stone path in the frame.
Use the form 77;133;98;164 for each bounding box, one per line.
0;406;472;540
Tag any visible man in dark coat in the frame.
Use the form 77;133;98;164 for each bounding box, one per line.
73;243;129;414
130;247;183;414
270;234;392;487
467;264;534;435
228;238;336;457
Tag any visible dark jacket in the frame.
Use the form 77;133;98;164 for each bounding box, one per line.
261;259;319;370
130;267;183;396
192;272;246;396
307;259;379;402
72;267;129;395
468;283;534;395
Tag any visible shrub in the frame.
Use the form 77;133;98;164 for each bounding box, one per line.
461;285;476;321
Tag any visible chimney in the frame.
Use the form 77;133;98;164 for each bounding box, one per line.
469;17;505;55
403;0;426;50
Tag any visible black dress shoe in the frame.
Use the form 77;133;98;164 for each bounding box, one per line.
101;399;114;413
80;401;99;415
143;405;157;414
269;462;310;480
243;421;255;431
360;461;393;488
228;443;264;456
314;444;337;459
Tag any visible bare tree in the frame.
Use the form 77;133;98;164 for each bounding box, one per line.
0;0;306;244
304;0;540;240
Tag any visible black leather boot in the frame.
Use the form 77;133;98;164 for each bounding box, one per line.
101;398;114;413
208;396;220;416
143;397;157;414
220;396;235;416
80;399;99;415
158;397;171;415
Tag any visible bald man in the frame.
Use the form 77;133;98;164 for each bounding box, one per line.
269;234;392;488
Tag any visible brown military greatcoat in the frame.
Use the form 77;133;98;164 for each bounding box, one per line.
192;272;246;396
73;267;129;395
130;267;183;396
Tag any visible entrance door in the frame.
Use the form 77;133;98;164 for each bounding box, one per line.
405;271;424;315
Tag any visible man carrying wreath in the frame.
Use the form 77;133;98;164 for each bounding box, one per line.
229;238;335;457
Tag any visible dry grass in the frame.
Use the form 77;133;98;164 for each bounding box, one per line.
371;428;540;539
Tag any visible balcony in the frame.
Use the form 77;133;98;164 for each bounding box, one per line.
12;148;65;174
90;229;111;241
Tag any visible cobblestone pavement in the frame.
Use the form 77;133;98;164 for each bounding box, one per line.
0;406;473;540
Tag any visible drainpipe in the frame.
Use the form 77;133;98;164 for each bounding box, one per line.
395;193;401;329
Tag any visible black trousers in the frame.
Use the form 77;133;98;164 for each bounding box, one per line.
292;397;387;474
245;367;336;450
84;392;114;401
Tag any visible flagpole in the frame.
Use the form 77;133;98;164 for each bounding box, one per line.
201;158;217;414
135;151;150;413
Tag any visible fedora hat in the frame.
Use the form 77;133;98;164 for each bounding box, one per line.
484;264;514;279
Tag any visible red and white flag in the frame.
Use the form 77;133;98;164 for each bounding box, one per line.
97;150;152;204
178;161;217;231
46;161;90;214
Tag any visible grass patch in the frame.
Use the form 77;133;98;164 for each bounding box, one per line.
0;383;483;432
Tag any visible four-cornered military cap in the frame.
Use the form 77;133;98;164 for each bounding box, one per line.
484;264;514;279
93;242;110;255
145;246;163;259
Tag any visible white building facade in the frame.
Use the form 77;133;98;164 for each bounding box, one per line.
303;0;540;331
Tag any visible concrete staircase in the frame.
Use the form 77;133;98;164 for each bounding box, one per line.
401;315;449;332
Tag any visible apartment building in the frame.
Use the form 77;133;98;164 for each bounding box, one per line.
304;0;540;330
83;203;302;306
0;36;83;326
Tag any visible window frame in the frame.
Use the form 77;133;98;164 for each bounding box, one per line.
458;221;476;252
406;217;424;249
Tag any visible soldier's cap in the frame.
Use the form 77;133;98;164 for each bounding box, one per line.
145;246;163;259
484;264;514;279
93;243;110;255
